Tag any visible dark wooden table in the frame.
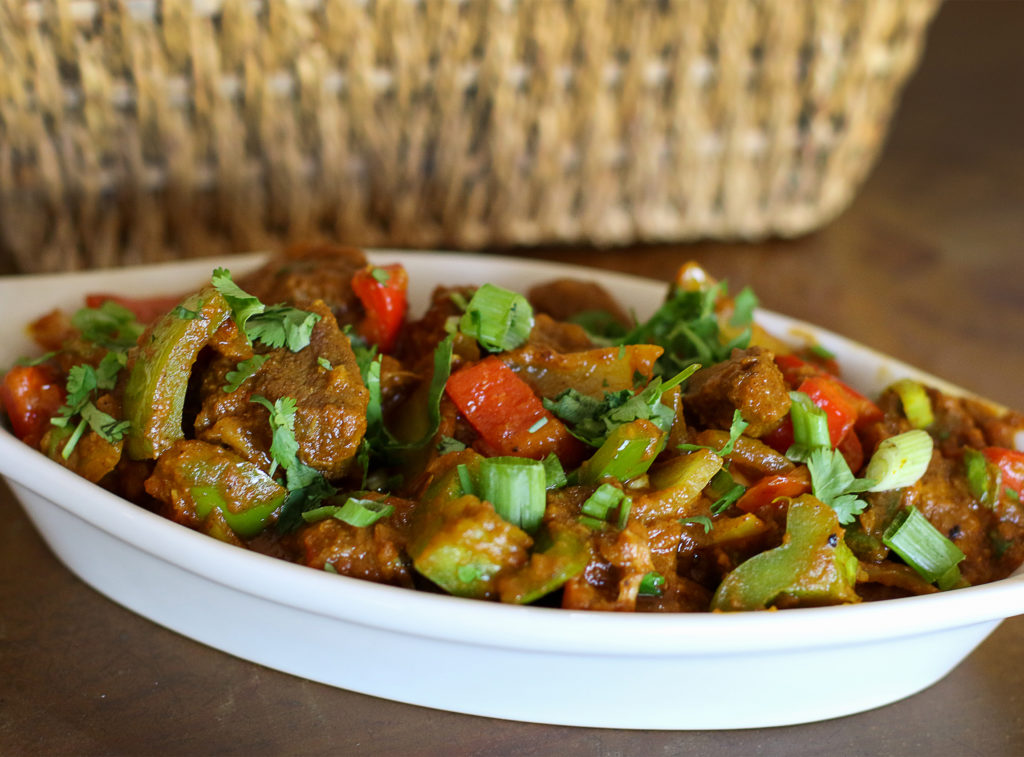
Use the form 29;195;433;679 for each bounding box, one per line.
3;2;1023;754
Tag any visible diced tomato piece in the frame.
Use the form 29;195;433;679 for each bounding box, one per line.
1;364;66;447
736;468;812;514
797;376;857;448
445;356;584;463
983;447;1024;502
837;428;864;473
351;264;408;354
85;293;184;324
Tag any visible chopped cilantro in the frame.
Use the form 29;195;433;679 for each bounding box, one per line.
709;482;746;515
370;267;391;284
15;351;57;367
807;447;875;525
620;282;749;378
50;356;131;457
567;310;629;343
437;436;467;454
729;286;758;328
246;304;321;352
317;357;333;371
211;268;320;352
250;395;300;478
544;365;698;447
678;409;748;457
71;301;144;351
223;355;269;393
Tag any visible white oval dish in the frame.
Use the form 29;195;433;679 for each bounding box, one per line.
2;251;1023;730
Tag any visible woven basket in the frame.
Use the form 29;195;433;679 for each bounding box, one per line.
0;0;939;273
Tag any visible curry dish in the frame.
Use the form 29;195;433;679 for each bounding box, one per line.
4;244;1024;612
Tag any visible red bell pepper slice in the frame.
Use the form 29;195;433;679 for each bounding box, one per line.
774;354;882;427
351;264;408;354
1;364;66;448
736;468;812;514
85;293;184;324
798;376;857;448
983;447;1024;502
446;356;584;463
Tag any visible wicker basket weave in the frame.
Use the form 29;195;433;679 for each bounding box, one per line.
0;0;939;273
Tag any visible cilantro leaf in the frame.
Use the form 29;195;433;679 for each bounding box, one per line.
71;301;144;351
250;395;300;477
729;286;759;328
211;268;319;353
317;357;333;370
246;305;321;352
620;282;749;378
211;268;265;331
679;409;749;457
806;447;875;525
223;355;269;393
15;351;57;367
80;403;131;443
544;365;698;447
276;460;338;533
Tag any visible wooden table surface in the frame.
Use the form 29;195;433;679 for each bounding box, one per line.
3;2;1023;754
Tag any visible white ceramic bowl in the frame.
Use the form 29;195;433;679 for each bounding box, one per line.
2;252;1023;730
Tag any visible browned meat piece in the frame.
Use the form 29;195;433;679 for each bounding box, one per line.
684;347;791;438
527;278;631;327
396;284;480;372
901;451;998;585
290;499;415;588
236;242;368;325
526;313;595;353
195;302;369;479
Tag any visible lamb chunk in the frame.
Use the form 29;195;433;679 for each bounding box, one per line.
527;278;631;328
684;347;791;438
194;302;368;479
236;242;367;325
290;498;415;588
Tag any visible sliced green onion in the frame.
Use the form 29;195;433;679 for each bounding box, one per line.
891;378;934;429
963;448;998;506
541;452;567;490
638;571;665;596
883;506;965;587
786;391;831;462
864;430;933;492
479;456;546;534
528;417;548;433
301;497;395;528
580;483;632;529
458;283;535;352
809;344;836;361
457;463;476;497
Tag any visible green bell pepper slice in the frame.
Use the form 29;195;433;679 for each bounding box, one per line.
123;287;231;459
711;494;860;611
577;418;666;485
497;524;591;604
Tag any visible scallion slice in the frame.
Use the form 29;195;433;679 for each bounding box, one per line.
580;483;632;530
883;506;965;587
458;283;535;352
891;378;935;429
785;391;831;462
864;429;933;492
541;452;567;490
638;571;665;596
301;497;395;527
479;456;546;533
